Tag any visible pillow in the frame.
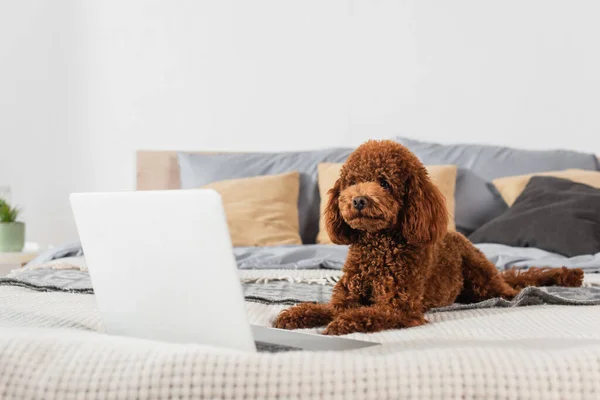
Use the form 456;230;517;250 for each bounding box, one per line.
469;176;600;257
393;136;599;234
492;169;600;206
202;172;302;247
178;149;352;244
454;168;507;235
394;136;599;181
316;163;457;244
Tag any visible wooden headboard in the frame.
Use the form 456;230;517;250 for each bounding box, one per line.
136;150;234;190
136;151;181;190
137;150;600;191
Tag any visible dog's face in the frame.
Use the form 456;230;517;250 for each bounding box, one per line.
325;140;448;245
336;161;404;233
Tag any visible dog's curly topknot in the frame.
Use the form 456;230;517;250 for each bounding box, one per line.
274;140;583;335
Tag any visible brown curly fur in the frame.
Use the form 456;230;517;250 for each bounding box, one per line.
273;140;584;335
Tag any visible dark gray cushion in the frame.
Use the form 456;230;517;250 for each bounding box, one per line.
469;176;600;257
178;149;352;244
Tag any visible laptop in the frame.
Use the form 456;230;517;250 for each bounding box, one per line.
70;189;378;353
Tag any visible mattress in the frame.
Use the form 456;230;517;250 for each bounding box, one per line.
1;246;600;399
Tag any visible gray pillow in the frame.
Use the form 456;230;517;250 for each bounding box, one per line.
454;168;507;236
178;149;352;244
394;136;599;234
394;136;599;180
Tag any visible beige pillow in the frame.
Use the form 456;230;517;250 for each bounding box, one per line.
492;169;600;206
316;163;457;244
202;171;302;247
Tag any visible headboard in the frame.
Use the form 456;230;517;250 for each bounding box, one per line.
136;150;233;190
136;150;600;191
136;151;181;190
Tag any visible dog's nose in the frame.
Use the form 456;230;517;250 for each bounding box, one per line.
352;196;368;211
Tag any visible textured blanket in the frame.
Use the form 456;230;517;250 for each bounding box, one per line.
3;267;600;309
2;266;600;399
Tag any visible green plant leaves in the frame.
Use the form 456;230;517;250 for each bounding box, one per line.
0;198;20;223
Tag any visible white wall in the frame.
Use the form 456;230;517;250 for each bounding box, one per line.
0;1;86;248
2;0;600;247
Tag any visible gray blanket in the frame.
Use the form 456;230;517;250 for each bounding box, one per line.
28;242;600;272
2;268;600;311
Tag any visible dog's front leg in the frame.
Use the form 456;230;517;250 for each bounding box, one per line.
273;303;334;330
324;278;428;335
329;274;364;311
323;305;426;335
273;274;362;330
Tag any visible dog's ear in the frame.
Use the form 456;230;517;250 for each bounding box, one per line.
324;178;357;244
400;168;448;245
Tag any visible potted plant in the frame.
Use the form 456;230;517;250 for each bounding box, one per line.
0;198;24;252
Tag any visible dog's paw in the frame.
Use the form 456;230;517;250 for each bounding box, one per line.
559;267;584;287
273;303;333;330
323;314;379;336
322;319;354;336
273;310;302;330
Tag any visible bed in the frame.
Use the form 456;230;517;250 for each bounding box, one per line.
1;141;600;399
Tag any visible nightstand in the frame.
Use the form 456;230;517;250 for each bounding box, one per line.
0;251;39;276
0;251;39;267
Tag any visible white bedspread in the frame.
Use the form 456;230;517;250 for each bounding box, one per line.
1;269;600;399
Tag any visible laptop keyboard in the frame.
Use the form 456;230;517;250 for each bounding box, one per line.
255;341;302;353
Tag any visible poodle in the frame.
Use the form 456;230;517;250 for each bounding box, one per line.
273;140;584;335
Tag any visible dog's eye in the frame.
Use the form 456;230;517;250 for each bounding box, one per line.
380;179;391;190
